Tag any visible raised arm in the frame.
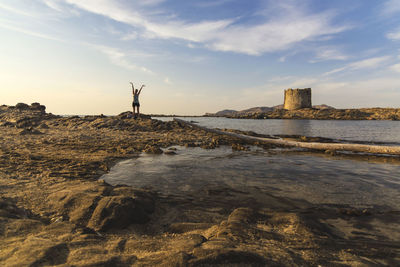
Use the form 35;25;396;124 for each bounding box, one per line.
138;84;145;94
130;82;134;92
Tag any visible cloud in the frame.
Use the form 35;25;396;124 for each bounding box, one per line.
387;27;400;40
382;0;400;15
137;0;167;6
0;2;38;17
60;0;349;55
42;0;64;12
0;21;64;42
89;44;154;74
194;0;232;8
310;47;350;63
323;56;391;76
121;31;138;40
390;63;400;73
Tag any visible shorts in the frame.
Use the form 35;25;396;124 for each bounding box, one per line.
133;102;140;107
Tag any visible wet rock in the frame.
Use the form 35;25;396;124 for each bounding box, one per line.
87;196;150;231
231;143;249;151
185;143;197;147
200;143;216;149
325;150;336;156
164;150;177;155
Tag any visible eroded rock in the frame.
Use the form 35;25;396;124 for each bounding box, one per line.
88;195;150;231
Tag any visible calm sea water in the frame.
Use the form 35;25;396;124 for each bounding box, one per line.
102;118;400;210
154;117;400;144
102;147;400;210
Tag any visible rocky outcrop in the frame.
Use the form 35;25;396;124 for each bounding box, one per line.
222;107;400;120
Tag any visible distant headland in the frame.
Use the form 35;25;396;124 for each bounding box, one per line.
206;88;400;120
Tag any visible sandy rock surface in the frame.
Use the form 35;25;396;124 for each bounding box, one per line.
0;103;399;266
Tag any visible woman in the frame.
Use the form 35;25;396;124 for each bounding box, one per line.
130;82;145;118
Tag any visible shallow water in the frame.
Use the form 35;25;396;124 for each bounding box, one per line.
154;117;400;144
102;146;400;210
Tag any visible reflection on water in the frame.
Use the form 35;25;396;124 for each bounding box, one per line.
282;119;311;136
154;117;400;144
102;146;400;210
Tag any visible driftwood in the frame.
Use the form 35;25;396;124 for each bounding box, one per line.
174;118;400;155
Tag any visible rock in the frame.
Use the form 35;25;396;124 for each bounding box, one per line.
143;145;163;154
39;123;49;129
2;237;69;267
231;143;249;151
200;143;216;149
1;121;14;127
164;150;177;155
19;128;44;135
87;196;150;231
185;142;197;147
15;103;30;110
325;150;336;156
30;102;46;112
47;185;107;226
191;249;267;266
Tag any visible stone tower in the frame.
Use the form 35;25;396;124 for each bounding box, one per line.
283;88;312;110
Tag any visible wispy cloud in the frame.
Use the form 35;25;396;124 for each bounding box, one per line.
0;21;64;42
387;27;400;40
60;0;349;56
382;0;400;15
89;44;154;74
194;0;233;8
0;2;38;17
310;47;350;63
323;56;391;76
136;0;167;7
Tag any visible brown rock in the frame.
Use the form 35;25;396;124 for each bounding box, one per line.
15;103;30;110
143;145;163;154
87;196;150;231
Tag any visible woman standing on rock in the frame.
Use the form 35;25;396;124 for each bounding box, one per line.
130;82;145;118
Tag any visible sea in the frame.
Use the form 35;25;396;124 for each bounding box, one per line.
101;118;400;210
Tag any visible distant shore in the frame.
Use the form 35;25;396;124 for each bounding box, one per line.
1;103;399;266
206;107;400;120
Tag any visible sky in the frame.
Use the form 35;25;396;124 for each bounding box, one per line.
0;0;400;115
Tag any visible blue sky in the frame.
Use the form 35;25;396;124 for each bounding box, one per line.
0;0;399;115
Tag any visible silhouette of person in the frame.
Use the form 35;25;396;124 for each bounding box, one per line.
130;82;145;118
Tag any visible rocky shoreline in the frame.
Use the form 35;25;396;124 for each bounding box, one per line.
208;107;400;120
1;103;399;266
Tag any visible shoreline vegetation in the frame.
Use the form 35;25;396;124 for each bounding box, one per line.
1;102;399;266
